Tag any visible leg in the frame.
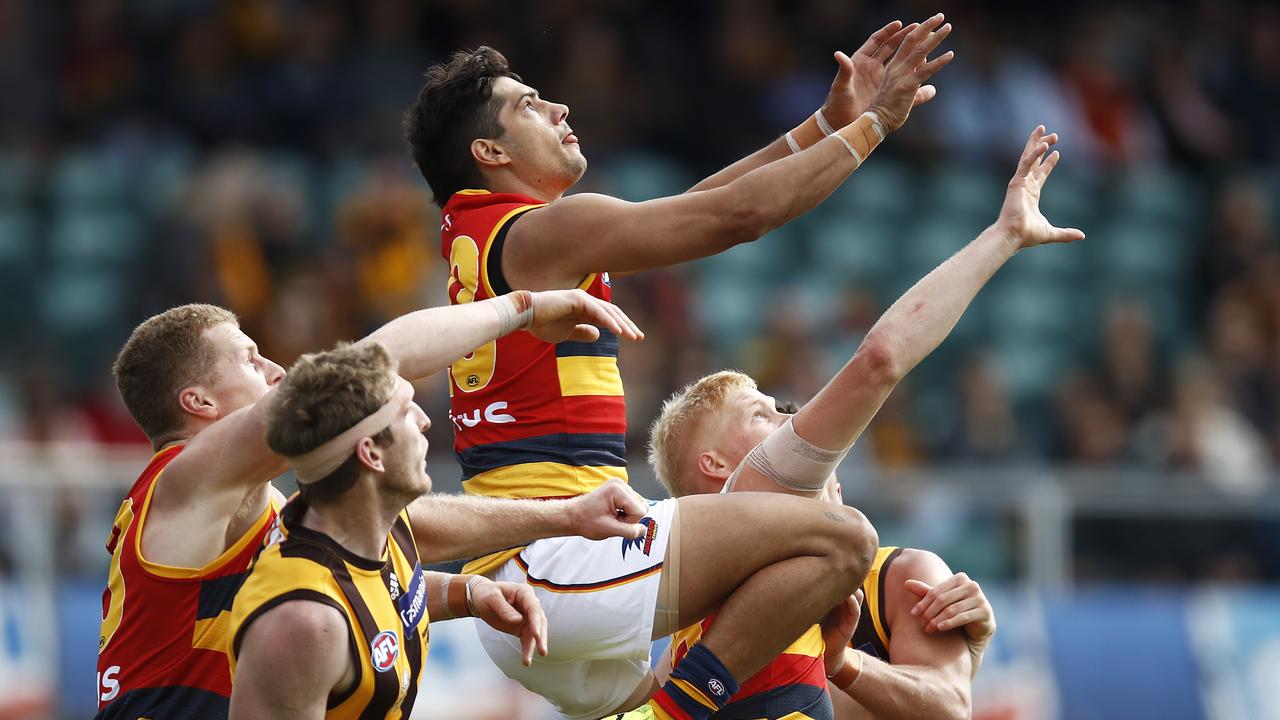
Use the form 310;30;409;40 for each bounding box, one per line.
666;492;876;681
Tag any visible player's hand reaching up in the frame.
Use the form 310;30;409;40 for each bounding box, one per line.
821;20;912;126
564;477;650;541
468;578;549;666
997;126;1087;249
526;289;644;344
869;13;954;133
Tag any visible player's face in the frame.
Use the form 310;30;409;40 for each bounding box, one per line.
384;380;433;497
716;387;789;468
202;323;285;418
491;76;586;194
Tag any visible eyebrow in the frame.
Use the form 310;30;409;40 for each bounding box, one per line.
514;90;538;108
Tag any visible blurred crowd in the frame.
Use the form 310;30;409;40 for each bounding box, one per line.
1;0;1280;581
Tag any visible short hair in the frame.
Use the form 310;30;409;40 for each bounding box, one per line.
265;343;398;506
114;304;239;451
648;370;757;498
404;46;521;202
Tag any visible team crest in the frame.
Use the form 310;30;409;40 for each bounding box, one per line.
371;630;400;672
621;517;658;559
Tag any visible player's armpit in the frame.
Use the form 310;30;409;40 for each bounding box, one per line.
229;600;352;720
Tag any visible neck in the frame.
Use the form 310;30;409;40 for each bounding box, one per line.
300;480;409;560
483;172;565;203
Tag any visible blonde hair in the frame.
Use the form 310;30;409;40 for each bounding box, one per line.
648;370;757;497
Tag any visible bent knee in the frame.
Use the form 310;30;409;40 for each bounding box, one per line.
821;505;878;582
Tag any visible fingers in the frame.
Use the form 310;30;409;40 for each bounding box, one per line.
913;21;952;65
917;49;954;82
910;572;968;617
918;583;973;622
934;606;990;633
912;84;937;107
607;301;644;340
568;324;601;343
1015;126;1047;178
579;295;622;334
855;20;904;57
1049;225;1087;243
904;578;932;598
875;23;915;63
894;13;944;64
1037;149;1061;183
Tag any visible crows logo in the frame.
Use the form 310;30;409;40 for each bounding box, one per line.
622;517;658;559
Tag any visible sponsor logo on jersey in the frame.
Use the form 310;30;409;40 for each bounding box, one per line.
398;563;428;633
371;630;400;672
707;678;726;697
602;272;612;287
388;571;401;601
450;401;517;431
622;517;658;559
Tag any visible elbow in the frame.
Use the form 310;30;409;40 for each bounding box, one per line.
855;334;905;386
939;682;972;720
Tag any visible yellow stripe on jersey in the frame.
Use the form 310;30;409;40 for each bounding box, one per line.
191;611;234;653
785;624;825;658
670;679;719;711
556;355;624;397
865;546;899;650
461;463;629;576
463;463;630;499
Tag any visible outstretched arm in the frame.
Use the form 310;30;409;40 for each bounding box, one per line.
790;125;1085;453
503;16;953;290
406;478;649;563
359;288;641;381
690;19;941;193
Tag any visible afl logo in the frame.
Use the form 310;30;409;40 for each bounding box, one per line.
370;630;400;672
466;374;480;388
707;678;726;697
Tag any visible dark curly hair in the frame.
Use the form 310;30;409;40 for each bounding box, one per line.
404;46;522;202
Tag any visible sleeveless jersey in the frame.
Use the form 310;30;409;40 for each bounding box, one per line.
850;546;902;661
96;445;281;720
440;189;627;575
228;498;431;720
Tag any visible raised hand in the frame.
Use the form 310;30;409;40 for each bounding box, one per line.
998;126;1087;249
564;477;649;540
869;13;955;133
468;578;549;666
822;20;910;126
527;288;644;344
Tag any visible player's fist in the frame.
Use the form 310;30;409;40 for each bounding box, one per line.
564;477;649;541
820;589;863;676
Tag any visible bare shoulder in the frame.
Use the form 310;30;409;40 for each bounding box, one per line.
886;547;954;586
242;598;348;655
232;599;352;717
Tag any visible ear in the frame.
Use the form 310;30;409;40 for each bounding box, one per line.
178;386;219;422
354;437;385;474
697;450;732;484
471;138;510;171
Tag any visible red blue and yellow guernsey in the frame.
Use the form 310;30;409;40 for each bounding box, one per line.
95;446;281;720
441;189;627;576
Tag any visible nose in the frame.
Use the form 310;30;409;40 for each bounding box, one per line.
264;359;286;386
412;403;431;432
552;101;569;125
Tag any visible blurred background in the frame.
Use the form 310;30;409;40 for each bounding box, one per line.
1;0;1279;718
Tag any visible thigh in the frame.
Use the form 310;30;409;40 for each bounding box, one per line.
670;492;873;625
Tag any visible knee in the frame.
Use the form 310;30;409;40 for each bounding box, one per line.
823;505;878;584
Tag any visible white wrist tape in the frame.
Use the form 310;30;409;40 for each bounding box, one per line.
814;108;836;136
785;131;802;155
740;417;850;492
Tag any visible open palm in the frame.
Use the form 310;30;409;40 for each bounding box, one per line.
999;126;1086;249
823;19;945;127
